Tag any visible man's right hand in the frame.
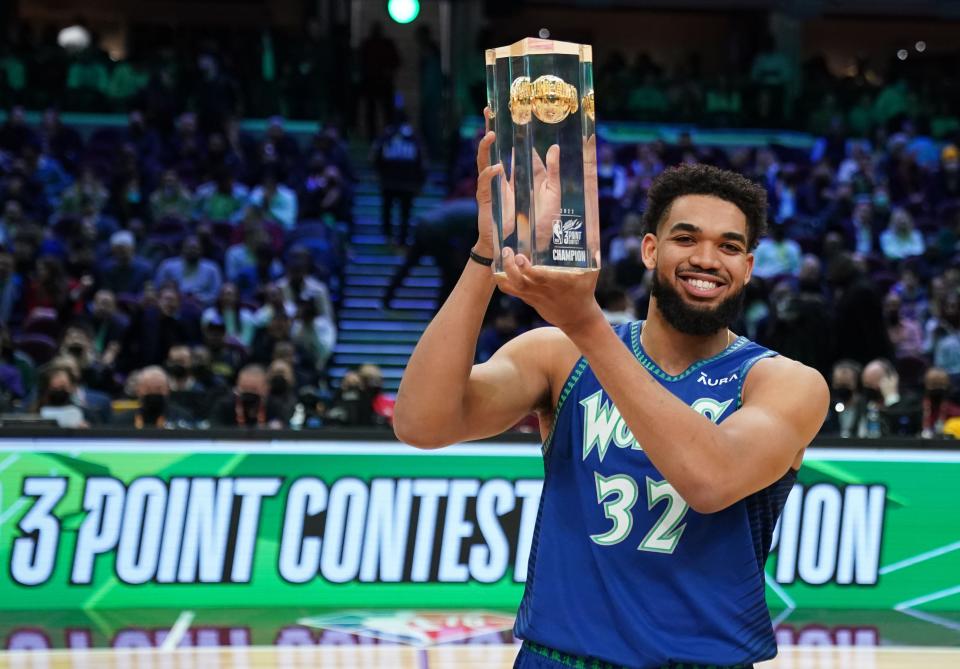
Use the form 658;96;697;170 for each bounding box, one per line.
475;127;501;259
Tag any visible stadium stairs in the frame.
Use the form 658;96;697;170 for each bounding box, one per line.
326;161;446;393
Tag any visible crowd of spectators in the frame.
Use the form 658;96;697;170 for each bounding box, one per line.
4;13;960;437
0;99;412;430
6;96;960;436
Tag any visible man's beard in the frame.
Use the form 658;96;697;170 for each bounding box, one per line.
650;267;745;336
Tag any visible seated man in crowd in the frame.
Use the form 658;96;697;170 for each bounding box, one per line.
861;358;923;436
154;235;223;306
210;363;287;428
97;230;153;296
114;366;193;429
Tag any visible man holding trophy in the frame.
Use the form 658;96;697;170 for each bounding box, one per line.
394;37;827;669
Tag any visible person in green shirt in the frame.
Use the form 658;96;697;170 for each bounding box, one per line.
150;169;194;221
193;169;249;222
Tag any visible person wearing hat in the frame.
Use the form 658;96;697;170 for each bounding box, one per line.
201;311;246;384
928;144;960;203
98;230;153;295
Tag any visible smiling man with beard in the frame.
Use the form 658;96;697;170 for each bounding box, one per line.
395;147;829;669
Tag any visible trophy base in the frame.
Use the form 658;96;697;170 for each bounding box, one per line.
493;266;600;278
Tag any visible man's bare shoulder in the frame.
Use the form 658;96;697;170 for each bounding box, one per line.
743;354;829;416
745;355;825;389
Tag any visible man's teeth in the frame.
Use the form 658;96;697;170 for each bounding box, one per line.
685;278;718;290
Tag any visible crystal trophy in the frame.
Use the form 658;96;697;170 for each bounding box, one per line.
485;37;600;274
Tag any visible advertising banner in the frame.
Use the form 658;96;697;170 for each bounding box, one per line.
0;439;957;612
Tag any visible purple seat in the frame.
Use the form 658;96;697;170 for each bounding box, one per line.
12;333;58;366
23;308;61;339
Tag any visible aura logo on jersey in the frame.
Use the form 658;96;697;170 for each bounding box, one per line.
8;474;542;588
770;483;887;586
696;370;739;386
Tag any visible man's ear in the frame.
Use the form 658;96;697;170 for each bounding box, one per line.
744;251;755;285
641;233;658;271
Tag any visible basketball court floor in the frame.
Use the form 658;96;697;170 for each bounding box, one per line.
0;607;957;668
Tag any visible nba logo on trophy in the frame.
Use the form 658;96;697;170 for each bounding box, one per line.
553;220;564;245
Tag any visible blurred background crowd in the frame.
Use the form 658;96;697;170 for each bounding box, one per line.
1;0;960;438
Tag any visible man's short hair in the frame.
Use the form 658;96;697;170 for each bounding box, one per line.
238;364;266;380
868;358;898;378
641;164;768;250
832;359;863;376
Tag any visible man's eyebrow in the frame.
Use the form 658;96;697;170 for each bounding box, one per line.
667;222;700;234
668;222;748;246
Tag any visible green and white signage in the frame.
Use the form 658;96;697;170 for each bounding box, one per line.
0;439;957;612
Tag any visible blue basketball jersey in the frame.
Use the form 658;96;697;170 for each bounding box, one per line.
514;321;795;668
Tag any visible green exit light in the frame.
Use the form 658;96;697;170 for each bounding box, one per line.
388;0;420;24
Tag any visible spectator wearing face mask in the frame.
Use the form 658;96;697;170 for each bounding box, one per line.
326;370;376;426
210;364;285;428
822;359;864;438
920;367;960;438
267;359;297;423
165;345;201;392
35;366;88;428
358;362;393;425
46;352;113;425
115;366;193;429
190;345;228;392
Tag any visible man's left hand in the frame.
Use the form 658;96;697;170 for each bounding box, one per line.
495;247;603;336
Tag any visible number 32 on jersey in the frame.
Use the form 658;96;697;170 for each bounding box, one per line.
588;397;730;554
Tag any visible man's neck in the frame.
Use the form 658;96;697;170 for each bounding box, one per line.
640;303;735;377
